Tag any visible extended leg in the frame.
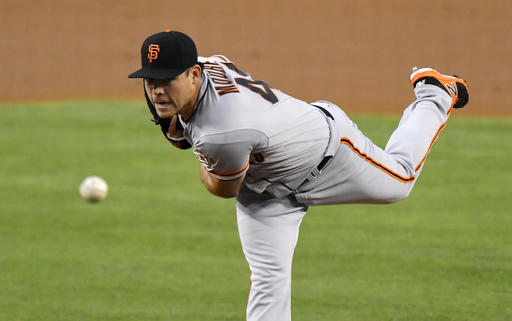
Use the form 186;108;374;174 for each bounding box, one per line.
295;68;469;205
386;67;470;175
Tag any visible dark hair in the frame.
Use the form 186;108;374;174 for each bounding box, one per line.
184;62;204;76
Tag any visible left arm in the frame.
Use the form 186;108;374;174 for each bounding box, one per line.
200;165;246;198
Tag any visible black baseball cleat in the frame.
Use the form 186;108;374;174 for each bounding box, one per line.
410;67;469;111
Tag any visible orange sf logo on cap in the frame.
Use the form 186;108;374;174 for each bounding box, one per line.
148;44;160;63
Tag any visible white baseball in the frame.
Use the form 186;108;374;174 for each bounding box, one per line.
79;176;108;203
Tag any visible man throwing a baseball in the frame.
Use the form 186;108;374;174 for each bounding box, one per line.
129;30;469;321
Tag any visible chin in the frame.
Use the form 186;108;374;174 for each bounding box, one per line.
157;111;176;119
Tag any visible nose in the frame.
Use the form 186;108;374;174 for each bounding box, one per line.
151;84;165;95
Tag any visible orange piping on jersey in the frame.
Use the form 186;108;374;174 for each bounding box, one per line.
214;55;228;62
340;138;416;183
414;119;448;172
211;161;249;178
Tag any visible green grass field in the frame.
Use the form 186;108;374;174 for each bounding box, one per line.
1;101;511;321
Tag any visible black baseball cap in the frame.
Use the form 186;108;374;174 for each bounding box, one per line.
128;30;198;79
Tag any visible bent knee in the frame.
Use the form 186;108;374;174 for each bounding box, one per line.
378;187;411;204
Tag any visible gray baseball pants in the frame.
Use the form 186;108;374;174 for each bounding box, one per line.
236;84;453;321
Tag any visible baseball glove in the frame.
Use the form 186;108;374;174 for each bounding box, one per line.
159;115;192;150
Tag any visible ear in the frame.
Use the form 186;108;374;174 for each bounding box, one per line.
191;64;202;82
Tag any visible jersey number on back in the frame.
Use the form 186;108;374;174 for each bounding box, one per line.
223;62;278;104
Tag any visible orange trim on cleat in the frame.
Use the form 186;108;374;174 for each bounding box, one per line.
410;67;469;112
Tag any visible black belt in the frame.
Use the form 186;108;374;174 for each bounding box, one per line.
312;104;334;171
313;105;334;120
316;155;332;171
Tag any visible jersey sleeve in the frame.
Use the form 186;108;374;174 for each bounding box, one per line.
193;129;268;181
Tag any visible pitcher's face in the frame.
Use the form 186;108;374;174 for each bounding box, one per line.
144;67;200;120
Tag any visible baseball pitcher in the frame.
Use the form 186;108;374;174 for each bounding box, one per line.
128;30;469;321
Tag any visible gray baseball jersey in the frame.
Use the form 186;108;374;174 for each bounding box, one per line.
180;55;330;197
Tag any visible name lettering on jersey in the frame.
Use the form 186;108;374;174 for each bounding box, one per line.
203;61;240;96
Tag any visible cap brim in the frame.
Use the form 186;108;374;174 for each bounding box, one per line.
128;67;186;79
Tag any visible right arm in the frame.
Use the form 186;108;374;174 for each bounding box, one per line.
193;130;266;198
200;165;246;198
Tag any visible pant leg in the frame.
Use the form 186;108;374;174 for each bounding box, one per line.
295;85;453;205
236;185;308;321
